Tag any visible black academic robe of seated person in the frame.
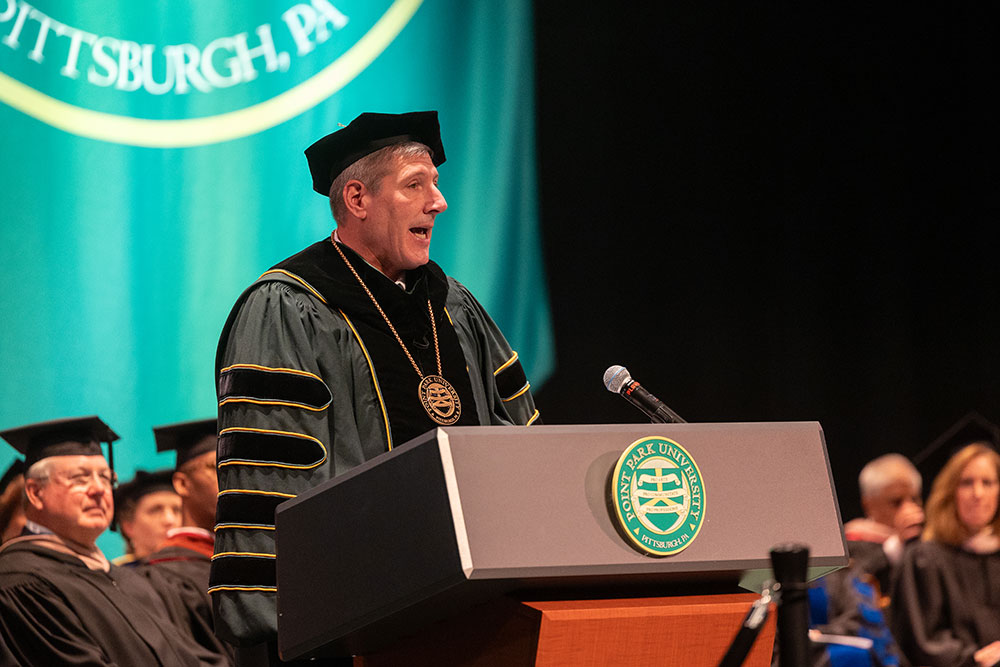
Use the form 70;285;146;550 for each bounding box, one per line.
0;539;229;666
890;539;1000;667
139;537;235;663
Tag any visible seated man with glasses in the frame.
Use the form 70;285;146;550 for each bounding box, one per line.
0;416;229;666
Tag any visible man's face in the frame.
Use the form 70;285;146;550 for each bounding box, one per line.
956;454;999;534
26;454;114;546
356;152;447;282
864;475;923;538
121;490;182;558
175;449;218;531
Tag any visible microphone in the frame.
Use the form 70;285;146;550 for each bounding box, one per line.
603;365;686;424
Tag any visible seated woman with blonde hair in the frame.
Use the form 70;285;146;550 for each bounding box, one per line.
891;443;1000;667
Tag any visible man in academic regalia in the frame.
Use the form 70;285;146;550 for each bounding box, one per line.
139;418;234;661
0;416;230;666
842;453;925;596
212;111;540;664
802;454;922;667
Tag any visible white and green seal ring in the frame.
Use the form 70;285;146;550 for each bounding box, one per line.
611;436;706;556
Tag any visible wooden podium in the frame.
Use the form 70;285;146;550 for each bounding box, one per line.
275;423;847;665
351;594;776;666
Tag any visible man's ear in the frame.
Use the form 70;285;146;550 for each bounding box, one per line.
119;518;135;542
342;180;368;220
172;470;191;499
24;478;45;511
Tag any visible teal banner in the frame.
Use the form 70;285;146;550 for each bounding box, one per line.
0;0;552;555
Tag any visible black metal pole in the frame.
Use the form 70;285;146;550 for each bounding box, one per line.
717;585;773;667
770;543;810;667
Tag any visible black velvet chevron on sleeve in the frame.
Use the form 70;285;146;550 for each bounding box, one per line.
218;429;326;468
216;492;288;527
218;365;331;410
209;555;276;589
494;357;528;400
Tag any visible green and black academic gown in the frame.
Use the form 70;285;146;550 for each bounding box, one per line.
0;539;228;666
210;239;540;647
890;540;1000;667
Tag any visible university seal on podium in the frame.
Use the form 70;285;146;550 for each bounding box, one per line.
611;436;706;556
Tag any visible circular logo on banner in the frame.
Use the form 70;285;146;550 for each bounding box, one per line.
611;436;706;556
0;0;421;147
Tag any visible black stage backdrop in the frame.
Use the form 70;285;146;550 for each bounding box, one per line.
531;5;1000;523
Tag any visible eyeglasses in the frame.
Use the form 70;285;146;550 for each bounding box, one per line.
45;468;118;490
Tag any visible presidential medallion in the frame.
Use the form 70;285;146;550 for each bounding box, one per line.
419;375;461;425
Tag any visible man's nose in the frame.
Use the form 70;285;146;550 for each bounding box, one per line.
86;483;108;499
428;185;447;213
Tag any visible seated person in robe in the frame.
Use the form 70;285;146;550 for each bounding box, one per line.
0;416;229;665
112;468;183;565
139;418;233;661
891;443;1000;667
843;453;924;598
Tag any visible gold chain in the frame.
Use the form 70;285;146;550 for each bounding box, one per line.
332;238;442;379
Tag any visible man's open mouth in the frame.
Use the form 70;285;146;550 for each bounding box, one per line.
410;227;430;239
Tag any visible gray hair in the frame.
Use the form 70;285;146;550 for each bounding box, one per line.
858;453;922;499
24;459;54;482
328;141;433;224
22;458;54;504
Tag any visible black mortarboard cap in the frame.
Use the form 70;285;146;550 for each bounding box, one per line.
153;418;217;468
304;111;446;196
1;459;24;496
0;416;119;470
914;411;1000;487
112;468;177;531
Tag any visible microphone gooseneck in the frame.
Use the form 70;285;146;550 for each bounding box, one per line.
603;365;686;424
